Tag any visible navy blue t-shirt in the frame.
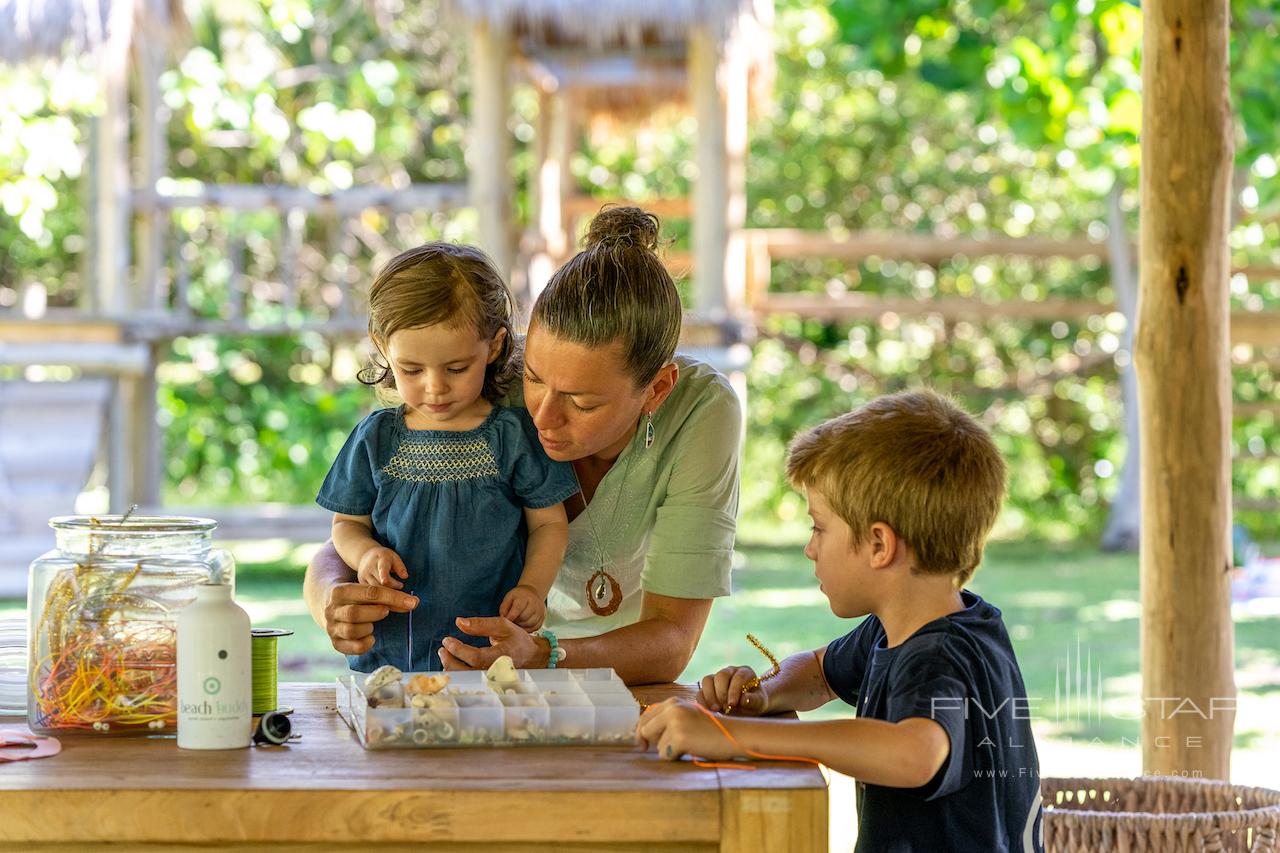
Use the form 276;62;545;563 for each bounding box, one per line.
823;591;1044;853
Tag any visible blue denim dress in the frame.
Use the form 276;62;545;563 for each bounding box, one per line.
317;405;578;673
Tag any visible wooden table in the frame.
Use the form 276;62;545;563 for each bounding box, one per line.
0;682;827;852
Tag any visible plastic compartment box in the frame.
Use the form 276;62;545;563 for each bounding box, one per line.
336;667;641;749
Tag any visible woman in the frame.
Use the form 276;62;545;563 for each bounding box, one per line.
303;206;741;684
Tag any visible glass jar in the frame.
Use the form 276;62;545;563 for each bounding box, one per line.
26;515;234;735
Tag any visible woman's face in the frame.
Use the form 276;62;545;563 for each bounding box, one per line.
523;323;648;462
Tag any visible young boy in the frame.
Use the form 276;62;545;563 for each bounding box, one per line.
637;390;1043;853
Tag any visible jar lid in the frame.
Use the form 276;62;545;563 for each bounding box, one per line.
48;516;218;533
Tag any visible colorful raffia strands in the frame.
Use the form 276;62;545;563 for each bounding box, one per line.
30;616;177;732
28;509;181;733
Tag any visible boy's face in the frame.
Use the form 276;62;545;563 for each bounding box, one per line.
803;486;873;619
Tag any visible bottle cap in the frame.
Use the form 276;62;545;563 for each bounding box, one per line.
252;710;292;746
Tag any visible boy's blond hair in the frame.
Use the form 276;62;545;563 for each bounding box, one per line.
786;389;1006;587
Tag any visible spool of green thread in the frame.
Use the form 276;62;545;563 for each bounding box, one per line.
250;628;293;715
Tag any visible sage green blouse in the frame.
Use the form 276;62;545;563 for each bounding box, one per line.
536;355;742;639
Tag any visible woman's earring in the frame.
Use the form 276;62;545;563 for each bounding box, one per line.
645;411;655;449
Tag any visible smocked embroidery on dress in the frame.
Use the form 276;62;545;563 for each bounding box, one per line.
317;405;579;672
382;435;500;484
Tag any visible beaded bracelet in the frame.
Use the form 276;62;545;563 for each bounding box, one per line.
538;629;565;668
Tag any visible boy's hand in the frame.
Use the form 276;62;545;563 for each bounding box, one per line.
698;665;768;715
637;698;742;762
500;584;545;631
356;546;409;589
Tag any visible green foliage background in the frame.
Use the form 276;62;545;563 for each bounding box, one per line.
2;0;1278;541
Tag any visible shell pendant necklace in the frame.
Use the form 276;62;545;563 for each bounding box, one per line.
578;430;641;617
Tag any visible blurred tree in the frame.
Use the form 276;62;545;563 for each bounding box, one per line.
727;2;1133;542
827;0;1280;548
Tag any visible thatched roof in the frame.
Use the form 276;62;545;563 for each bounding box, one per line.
450;0;770;49
453;0;773;119
0;0;181;68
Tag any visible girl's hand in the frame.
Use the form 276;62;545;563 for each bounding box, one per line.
698;665;768;716
440;617;546;670
499;584;546;631
356;547;409;589
637;698;742;762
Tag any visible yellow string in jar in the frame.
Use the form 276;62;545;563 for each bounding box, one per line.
29;509;179;733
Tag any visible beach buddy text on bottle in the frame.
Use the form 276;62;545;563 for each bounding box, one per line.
177;583;251;749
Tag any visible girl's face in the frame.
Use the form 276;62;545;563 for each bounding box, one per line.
522;323;650;462
382;323;504;429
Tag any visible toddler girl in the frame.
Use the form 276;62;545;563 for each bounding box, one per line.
317;243;577;673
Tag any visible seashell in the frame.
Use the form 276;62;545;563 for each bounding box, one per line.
371;682;405;709
363;665;403;693
407;693;431;709
405;673;449;696
432;720;457;740
484;655;519;686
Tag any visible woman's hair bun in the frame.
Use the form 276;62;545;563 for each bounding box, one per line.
583;205;660;252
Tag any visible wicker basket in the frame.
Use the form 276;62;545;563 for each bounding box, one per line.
1042;777;1280;852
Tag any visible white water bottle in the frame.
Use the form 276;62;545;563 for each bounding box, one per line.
177;583;251;749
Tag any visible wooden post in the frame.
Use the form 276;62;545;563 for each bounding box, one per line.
543;93;572;264
94;61;131;316
467;20;514;281
134;9;167;317
689;24;728;319
98;56;132;513
1135;0;1235;779
529;91;572;304
1101;182;1140;551
79;120;98;313
723;32;750;315
130;13;168;508
522;88;549;314
744;230;772;311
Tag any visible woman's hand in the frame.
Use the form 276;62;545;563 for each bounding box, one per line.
698;665;768;716
438;617;548;670
637;698;741;762
322;583;418;656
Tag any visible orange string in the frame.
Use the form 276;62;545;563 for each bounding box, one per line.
686;701;824;771
638;633;822;771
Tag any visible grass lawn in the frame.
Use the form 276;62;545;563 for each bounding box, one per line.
5;538;1277;787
